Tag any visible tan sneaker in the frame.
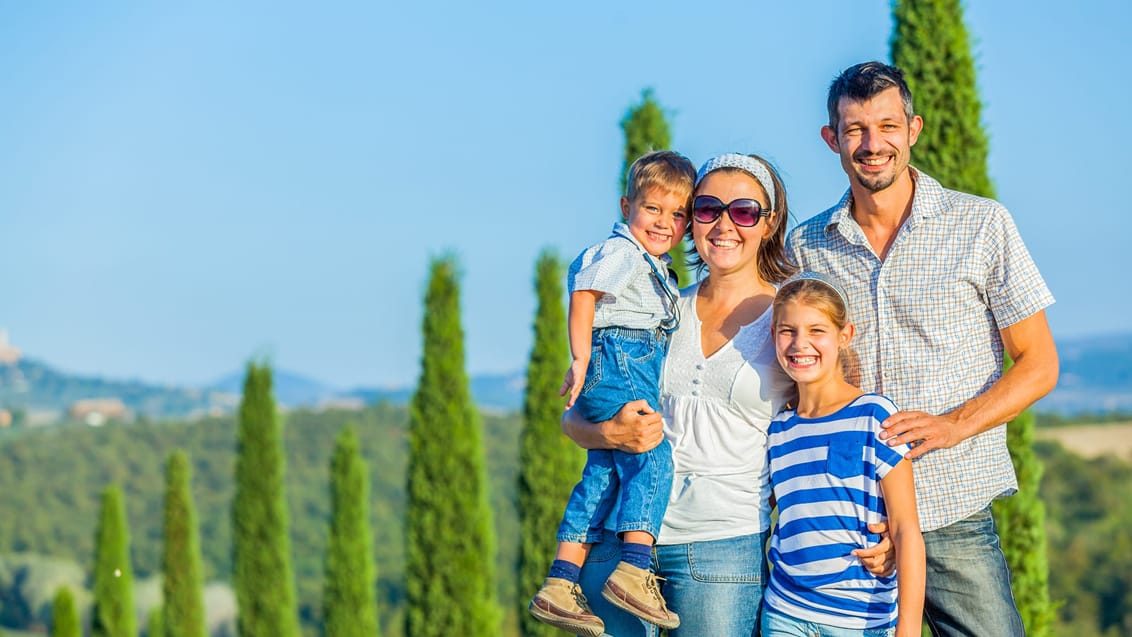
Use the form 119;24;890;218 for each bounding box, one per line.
601;561;679;630
528;577;605;637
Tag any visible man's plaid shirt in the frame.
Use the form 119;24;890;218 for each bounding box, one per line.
786;169;1054;531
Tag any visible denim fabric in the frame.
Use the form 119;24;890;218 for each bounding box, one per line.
557;441;673;543
558;326;673;543
575;326;667;424
922;505;1024;637
761;607;894;637
578;529;768;637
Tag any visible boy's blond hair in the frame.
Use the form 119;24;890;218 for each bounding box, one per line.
625;150;696;202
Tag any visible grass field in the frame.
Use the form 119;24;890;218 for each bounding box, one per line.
1036;421;1132;459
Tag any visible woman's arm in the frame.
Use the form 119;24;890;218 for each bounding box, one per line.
561;400;665;453
880;459;925;637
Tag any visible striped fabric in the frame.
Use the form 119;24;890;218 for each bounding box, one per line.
786;168;1054;531
765;394;910;630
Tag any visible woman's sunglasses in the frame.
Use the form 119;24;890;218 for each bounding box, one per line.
691;195;771;227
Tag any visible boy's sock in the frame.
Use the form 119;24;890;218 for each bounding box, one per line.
620;541;652;570
547;559;582;584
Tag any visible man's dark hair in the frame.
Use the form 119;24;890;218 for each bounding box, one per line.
826;61;914;133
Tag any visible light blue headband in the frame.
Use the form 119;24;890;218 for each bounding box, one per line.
695;153;777;211
780;271;851;315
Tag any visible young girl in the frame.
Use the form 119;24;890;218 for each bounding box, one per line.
762;272;924;637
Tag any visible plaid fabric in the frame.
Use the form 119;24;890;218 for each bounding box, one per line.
568;222;679;331
786;169;1054;531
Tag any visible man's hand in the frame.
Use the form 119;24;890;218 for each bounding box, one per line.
559;358;589;410
852;521;896;577
880;410;966;460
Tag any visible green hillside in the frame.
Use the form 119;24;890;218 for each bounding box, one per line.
1;410;1129;636
0;402;521;635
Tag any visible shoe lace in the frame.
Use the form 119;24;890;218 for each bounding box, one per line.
644;572;669;608
570;583;592;610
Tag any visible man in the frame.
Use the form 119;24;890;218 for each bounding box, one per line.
787;61;1058;636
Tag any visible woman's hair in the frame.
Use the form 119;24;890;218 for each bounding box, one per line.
687;153;797;284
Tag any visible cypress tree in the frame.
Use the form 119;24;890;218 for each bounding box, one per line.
323;426;380;637
162;450;207;637
891;2;1053;633
620;88;687;284
51;587;81;637
405;255;500;636
994;407;1056;634
891;0;993;197
232;362;301;637
148;606;165;637
91;485;136;637
517;250;585;636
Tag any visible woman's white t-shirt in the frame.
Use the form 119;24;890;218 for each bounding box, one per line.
657;282;795;544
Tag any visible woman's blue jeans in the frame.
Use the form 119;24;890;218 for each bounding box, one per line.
578;528;769;637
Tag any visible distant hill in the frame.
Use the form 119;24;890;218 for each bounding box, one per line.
0;357;527;423
1037;331;1132;414
206;369;526;413
0;358;236;421
1;330;1127;422
207;369;340;406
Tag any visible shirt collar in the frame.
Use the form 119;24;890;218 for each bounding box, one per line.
611;222;673;265
824;167;946;237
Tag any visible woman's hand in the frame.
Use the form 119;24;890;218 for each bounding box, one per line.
562;399;664;453
852;521;897;577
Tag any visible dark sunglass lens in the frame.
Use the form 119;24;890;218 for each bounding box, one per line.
728;200;763;226
692;196;724;223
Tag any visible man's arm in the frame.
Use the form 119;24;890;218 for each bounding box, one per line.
879;309;1058;459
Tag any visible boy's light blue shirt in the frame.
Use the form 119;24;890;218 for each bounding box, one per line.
567;222;679;331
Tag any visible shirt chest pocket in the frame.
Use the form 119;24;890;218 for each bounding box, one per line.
826;438;864;479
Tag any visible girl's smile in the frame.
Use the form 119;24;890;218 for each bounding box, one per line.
774;299;853;387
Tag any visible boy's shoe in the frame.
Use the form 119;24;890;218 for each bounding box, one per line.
601;561;680;630
528;577;605;637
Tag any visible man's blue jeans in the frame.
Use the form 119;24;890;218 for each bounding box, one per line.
922;505;1025;637
558;326;671;542
578;529;769;637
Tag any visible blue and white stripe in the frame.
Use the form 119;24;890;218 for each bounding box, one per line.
765;394;910;629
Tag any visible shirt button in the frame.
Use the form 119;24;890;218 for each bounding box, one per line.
691;390;700;396
696;364;704;370
692;378;700;384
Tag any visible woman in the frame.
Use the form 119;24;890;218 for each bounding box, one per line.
564;153;891;637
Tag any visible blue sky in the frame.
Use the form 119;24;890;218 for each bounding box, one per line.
2;1;1129;389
